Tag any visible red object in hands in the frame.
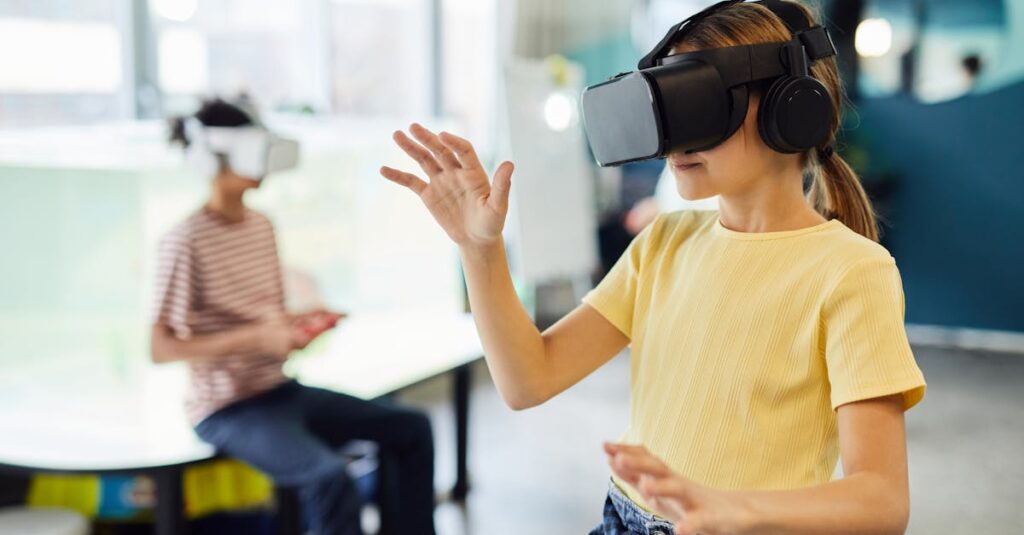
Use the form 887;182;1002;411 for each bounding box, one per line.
294;311;344;345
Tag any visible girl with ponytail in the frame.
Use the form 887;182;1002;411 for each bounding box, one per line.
382;1;925;533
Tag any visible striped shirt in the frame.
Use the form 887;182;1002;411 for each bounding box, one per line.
152;207;289;424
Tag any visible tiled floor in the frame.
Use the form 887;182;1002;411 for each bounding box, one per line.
398;345;1024;534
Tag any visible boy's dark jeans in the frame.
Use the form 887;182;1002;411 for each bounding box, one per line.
195;381;436;535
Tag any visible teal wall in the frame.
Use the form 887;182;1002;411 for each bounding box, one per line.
855;81;1024;332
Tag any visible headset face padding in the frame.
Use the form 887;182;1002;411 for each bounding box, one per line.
757;75;834;154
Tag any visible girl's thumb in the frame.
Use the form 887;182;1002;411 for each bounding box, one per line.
489;161;514;212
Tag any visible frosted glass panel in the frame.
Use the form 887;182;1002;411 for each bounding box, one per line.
0;118;463;380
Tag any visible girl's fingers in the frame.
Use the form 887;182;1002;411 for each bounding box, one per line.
639;474;697;507
608;455;651;485
380;166;428;195
487;161;514;214
605;444;673;479
613;455;669;483
410;123;461;170
392;131;442;176
604;442;647;454
439;131;483;170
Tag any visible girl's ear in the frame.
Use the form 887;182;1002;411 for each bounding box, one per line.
745;92;761;126
738;93;763;148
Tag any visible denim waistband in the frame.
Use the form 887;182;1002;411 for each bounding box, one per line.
607;479;675;535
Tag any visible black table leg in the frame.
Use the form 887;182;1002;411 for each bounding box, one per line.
451;363;472;502
153;466;186;535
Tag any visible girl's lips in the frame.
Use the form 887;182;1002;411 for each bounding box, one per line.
671;161;702;171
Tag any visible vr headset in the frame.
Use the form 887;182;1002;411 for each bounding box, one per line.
581;0;837;166
185;120;300;180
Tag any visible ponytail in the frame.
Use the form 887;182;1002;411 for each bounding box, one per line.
809;149;879;242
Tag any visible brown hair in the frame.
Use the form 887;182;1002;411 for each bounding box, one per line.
672;1;879;241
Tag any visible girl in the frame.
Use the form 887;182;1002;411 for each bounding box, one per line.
380;1;925;534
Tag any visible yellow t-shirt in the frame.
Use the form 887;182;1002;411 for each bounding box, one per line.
584;210;926;509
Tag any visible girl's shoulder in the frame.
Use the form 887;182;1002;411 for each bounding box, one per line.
645;209;718;244
815;219;895;268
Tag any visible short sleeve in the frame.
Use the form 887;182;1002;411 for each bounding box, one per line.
822;257;926;411
582;217;659;339
151;232;197;338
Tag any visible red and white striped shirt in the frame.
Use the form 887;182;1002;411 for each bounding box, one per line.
152;207;289;424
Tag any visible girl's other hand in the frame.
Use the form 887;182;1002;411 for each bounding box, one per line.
604;442;754;535
380;123;514;251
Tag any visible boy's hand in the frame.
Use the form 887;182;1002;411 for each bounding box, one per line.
291;310;346;349
255;318;300;358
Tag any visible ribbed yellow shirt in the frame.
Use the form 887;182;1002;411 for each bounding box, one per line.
584;210;926;510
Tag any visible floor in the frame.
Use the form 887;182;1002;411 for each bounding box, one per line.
397;345;1024;534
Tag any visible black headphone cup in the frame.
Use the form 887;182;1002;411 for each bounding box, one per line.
757;76;833;153
756;77;790;152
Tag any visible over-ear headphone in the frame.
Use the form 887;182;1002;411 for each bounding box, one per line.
753;1;834;153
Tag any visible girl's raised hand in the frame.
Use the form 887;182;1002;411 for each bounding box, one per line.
380;123;514;249
604;442;753;535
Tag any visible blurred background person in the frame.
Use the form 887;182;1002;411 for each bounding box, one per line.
152;99;437;535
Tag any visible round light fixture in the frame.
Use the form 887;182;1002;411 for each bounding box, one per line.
543;92;575;132
855;18;893;58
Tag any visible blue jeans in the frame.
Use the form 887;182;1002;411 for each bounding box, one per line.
588;479;676;535
194;381;436;535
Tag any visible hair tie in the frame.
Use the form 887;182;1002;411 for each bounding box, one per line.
818;144;835;161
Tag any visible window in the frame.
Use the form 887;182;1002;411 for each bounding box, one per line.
0;0;124;126
329;0;435;117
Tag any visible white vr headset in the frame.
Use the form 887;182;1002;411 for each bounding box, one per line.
185;119;300;180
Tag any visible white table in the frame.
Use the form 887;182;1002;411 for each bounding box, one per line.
293;311;482;502
0;312;482;535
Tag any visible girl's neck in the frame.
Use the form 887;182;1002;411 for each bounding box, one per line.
717;168;826;233
206;185;247;223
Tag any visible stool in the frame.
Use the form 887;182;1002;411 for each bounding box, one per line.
0;507;88;535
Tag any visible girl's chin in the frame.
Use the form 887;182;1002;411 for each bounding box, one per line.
674;181;715;202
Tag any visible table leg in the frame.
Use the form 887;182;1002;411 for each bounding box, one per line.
153;466;187;535
451;363;472;502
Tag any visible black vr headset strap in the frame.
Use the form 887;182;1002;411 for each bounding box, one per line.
757;0;810;32
640;0;834;71
758;0;837;62
658;43;789;88
638;0;743;70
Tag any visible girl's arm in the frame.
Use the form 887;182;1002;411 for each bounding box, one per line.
462;241;628;409
381;124;629;410
606;393;911;535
